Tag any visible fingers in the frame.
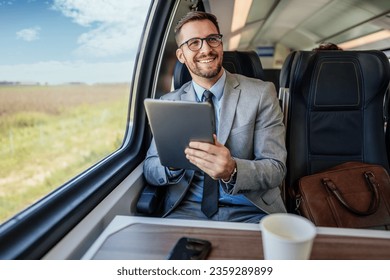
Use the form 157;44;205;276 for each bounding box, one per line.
213;134;223;147
185;136;232;178
185;145;216;173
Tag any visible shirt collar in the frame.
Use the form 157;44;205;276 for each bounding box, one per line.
192;69;226;102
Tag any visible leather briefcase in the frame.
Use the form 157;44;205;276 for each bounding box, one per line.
295;162;390;229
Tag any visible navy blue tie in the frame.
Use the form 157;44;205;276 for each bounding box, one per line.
201;90;219;218
203;90;216;133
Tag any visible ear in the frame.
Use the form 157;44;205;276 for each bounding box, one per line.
176;48;185;64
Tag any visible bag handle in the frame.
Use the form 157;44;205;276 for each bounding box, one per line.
321;171;380;216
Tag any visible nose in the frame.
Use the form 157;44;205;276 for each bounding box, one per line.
199;38;212;52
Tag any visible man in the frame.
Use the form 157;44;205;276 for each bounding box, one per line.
143;11;287;223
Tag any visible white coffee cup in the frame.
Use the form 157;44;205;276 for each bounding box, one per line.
259;213;317;260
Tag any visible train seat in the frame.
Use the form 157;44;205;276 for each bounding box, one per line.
280;50;390;212
263;68;281;92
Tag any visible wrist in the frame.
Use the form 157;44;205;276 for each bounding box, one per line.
222;158;237;184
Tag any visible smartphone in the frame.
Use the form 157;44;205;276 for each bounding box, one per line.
167;237;212;260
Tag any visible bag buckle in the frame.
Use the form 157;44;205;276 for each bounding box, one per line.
295;195;302;213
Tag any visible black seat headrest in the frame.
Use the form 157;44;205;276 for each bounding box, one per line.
287;50;390;175
173;50;264;89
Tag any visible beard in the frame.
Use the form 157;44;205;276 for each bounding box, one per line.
193;64;222;78
187;51;223;79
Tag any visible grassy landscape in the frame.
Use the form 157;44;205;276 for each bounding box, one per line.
0;84;129;223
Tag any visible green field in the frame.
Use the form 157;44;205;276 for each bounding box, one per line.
0;84;129;223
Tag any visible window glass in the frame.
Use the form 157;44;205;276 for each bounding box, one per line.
0;0;151;224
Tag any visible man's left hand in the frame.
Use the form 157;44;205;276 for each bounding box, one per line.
185;134;236;181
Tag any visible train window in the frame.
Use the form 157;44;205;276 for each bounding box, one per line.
0;0;151;224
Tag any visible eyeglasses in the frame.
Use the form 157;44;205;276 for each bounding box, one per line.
179;34;223;51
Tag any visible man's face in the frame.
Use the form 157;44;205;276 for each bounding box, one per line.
176;19;223;83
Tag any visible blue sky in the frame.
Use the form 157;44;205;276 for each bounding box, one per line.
0;0;151;84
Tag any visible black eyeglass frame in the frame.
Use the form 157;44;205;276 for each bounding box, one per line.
179;34;223;51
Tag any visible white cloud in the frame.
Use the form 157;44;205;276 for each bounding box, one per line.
2;1;151;84
52;0;151;57
0;1;15;6
0;60;134;85
16;26;41;42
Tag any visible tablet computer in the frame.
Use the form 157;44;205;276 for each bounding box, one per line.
144;98;215;170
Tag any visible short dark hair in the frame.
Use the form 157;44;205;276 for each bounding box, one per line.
313;42;343;51
174;11;220;45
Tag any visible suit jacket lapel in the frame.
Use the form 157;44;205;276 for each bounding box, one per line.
219;72;240;145
180;82;197;102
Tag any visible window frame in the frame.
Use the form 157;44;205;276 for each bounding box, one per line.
0;0;177;259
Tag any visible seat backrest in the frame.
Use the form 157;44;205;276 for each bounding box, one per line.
173;50;264;89
283;50;390;211
279;51;296;89
263;69;281;91
278;51;297;130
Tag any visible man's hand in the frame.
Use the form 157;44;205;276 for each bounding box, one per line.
185;134;236;180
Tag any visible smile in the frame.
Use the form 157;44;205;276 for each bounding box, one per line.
198;57;216;63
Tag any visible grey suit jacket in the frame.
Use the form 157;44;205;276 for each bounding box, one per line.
143;71;287;216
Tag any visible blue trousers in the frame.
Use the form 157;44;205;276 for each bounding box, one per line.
165;199;267;223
